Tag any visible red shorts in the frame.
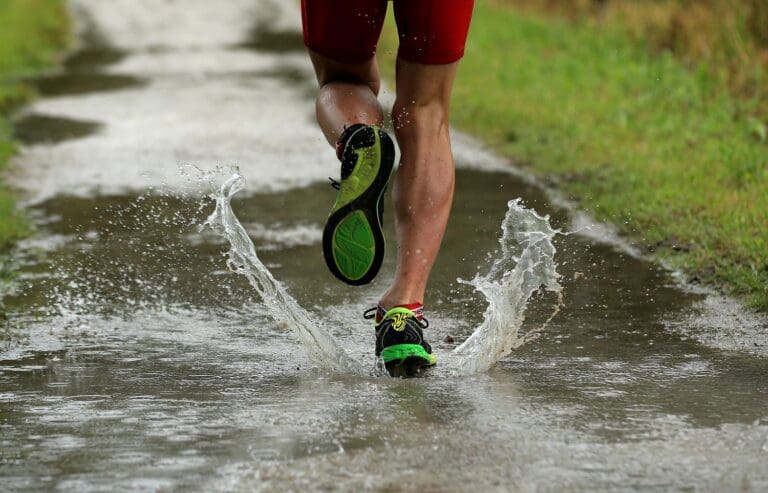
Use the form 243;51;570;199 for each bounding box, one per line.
301;0;475;65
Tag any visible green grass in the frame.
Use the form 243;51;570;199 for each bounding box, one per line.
0;0;70;251
378;0;768;310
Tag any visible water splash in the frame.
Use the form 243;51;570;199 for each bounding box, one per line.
206;172;562;377
449;199;563;374
203;172;367;375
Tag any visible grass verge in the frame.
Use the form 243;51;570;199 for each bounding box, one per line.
501;0;768;120
0;0;70;251
378;0;768;310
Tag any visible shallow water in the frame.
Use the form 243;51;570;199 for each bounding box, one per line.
203;170;562;377
3;166;767;492
2;0;767;491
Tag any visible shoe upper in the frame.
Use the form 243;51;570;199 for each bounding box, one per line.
335;123;367;164
365;307;433;357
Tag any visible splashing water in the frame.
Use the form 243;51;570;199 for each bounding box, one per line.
203;172;366;375
449;199;562;374
206;172;562;376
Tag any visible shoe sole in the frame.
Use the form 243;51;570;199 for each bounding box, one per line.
322;126;395;285
381;343;437;378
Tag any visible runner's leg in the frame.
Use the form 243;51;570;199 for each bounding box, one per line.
378;59;459;308
309;52;383;146
378;0;474;308
301;0;388;145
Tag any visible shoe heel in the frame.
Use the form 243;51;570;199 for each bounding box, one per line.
381;344;436;378
385;356;434;378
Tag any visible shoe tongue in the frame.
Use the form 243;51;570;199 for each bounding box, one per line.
376;303;424;323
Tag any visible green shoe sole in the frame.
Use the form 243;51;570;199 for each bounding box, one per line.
323;126;395;285
381;344;437;378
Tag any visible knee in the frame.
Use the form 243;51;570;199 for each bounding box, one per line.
392;98;450;141
318;72;380;96
310;51;380;95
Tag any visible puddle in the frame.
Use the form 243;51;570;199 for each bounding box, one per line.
12;114;102;145
241;3;305;54
251;65;312;85
63;48;127;72
31;73;146;96
242;26;306;53
3;167;768;491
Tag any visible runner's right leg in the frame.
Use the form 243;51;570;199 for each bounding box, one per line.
372;0;474;376
378;59;460;309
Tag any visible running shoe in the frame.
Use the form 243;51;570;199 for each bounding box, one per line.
323;124;395;285
365;306;437;377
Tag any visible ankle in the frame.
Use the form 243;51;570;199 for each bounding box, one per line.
379;289;424;313
375;301;424;323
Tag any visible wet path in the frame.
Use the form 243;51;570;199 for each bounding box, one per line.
2;1;767;491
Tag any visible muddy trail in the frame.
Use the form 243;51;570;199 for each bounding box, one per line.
2;1;767;492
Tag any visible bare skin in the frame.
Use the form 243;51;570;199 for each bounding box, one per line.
310;50;458;308
309;52;384;144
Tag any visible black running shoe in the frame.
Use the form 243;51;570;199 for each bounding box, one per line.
323;124;395;285
364;307;437;378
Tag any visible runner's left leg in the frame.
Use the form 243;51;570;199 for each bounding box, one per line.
302;0;388;143
308;51;383;145
303;0;396;285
